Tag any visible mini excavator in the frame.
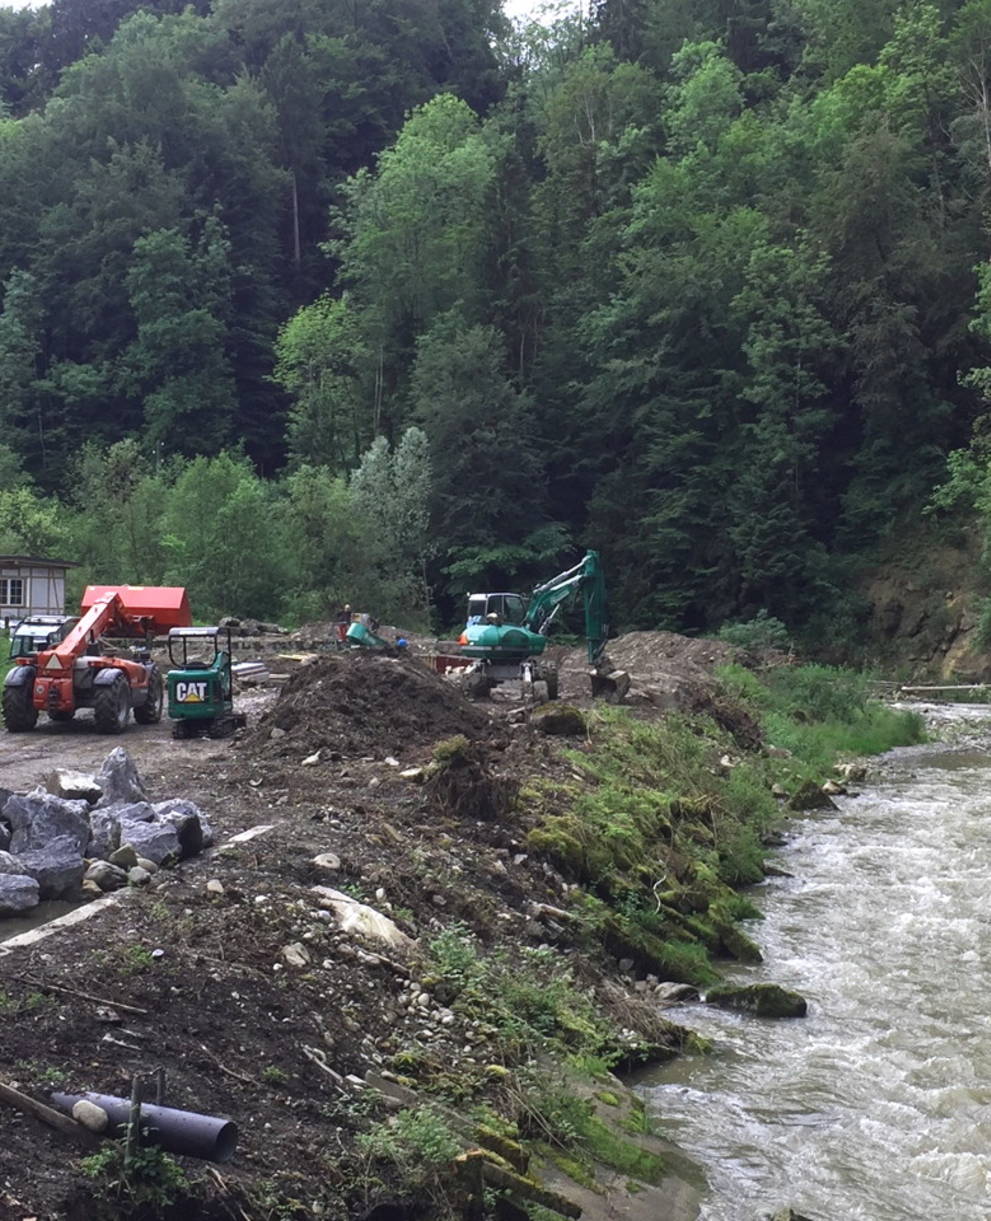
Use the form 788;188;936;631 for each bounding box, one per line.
456;550;626;700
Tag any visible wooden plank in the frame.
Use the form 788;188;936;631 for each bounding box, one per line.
0;1081;98;1146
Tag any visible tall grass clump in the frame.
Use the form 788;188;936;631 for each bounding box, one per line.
718;662;925;774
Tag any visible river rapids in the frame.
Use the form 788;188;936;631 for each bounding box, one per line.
640;704;991;1220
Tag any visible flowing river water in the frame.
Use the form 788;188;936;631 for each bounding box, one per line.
639;704;991;1220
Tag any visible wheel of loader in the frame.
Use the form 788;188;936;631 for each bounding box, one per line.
465;672;494;700
93;673;131;734
2;684;38;732
133;672;163;725
48;709;75;723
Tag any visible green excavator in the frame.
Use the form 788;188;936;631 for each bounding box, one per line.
456;550;625;700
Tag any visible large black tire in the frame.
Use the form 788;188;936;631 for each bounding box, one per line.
2;684;38;732
48;709;75;723
133;672;163;725
544;669;560;701
93;673;131;734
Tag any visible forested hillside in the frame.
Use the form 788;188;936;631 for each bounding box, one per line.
2;0;991;646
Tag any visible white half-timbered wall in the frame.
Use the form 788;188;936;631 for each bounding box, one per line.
0;562;67;622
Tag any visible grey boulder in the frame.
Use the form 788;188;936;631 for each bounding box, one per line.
5;790;90;855
17;835;85;899
0;873;39;915
44;769;103;805
153;799;212;856
96;748;147;807
119;819;180;867
87;809;122;861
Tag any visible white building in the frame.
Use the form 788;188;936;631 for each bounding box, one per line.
0;556;76;625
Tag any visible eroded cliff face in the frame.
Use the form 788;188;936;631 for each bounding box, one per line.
861;526;990;680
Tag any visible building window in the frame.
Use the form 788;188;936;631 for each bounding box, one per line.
0;577;24;607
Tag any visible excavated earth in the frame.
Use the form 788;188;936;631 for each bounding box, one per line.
0;637;747;1220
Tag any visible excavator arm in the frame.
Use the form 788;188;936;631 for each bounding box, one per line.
523;550;607;665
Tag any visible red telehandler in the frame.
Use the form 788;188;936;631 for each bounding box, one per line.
2;585;191;734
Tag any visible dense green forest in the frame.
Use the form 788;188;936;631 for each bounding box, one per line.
2;0;991;640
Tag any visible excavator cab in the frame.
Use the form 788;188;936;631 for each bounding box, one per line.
465;594;527;627
166;626;246;740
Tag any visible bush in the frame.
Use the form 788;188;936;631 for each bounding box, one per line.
717;610;791;652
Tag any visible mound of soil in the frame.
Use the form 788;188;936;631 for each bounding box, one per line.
244;651;492;761
605;630;739;679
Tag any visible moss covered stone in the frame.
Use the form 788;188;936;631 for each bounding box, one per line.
532;704;588;736
705;982;807;1018
712;918;763;963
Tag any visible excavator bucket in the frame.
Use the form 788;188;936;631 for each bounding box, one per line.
81;585;192;635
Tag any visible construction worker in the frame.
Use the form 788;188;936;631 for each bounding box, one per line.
334;603;351;648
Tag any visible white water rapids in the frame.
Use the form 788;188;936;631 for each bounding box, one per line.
640;705;991;1220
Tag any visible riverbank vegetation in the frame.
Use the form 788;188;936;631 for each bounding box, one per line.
0;0;990;648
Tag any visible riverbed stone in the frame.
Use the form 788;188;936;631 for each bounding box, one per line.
0;873;39;914
127;866;152;886
705;983;808;1019
787;780;837;812
5;790;91;855
84;861;129;892
16;835;86;899
95;748;147;807
108;844;139;870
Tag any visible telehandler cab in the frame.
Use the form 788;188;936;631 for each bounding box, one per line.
167;626;246;740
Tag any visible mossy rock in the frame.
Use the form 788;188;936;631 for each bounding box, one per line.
705;982;807;1018
532;703;588;736
527;814;615;881
602;915;719;987
788;780;838;812
712;919;763;964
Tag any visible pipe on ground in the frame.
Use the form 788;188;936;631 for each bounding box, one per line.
51;1091;237;1162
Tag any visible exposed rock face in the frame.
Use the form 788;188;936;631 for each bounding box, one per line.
705;983;808;1019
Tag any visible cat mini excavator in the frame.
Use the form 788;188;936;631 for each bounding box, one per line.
456;550;627;701
3;585;191;733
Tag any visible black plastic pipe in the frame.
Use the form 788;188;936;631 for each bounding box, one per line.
51;1091;237;1162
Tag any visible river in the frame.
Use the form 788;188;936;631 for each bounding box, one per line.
639;704;991;1220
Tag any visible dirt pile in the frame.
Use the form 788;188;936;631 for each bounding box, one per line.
605;630;739;679
244;651;492;761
